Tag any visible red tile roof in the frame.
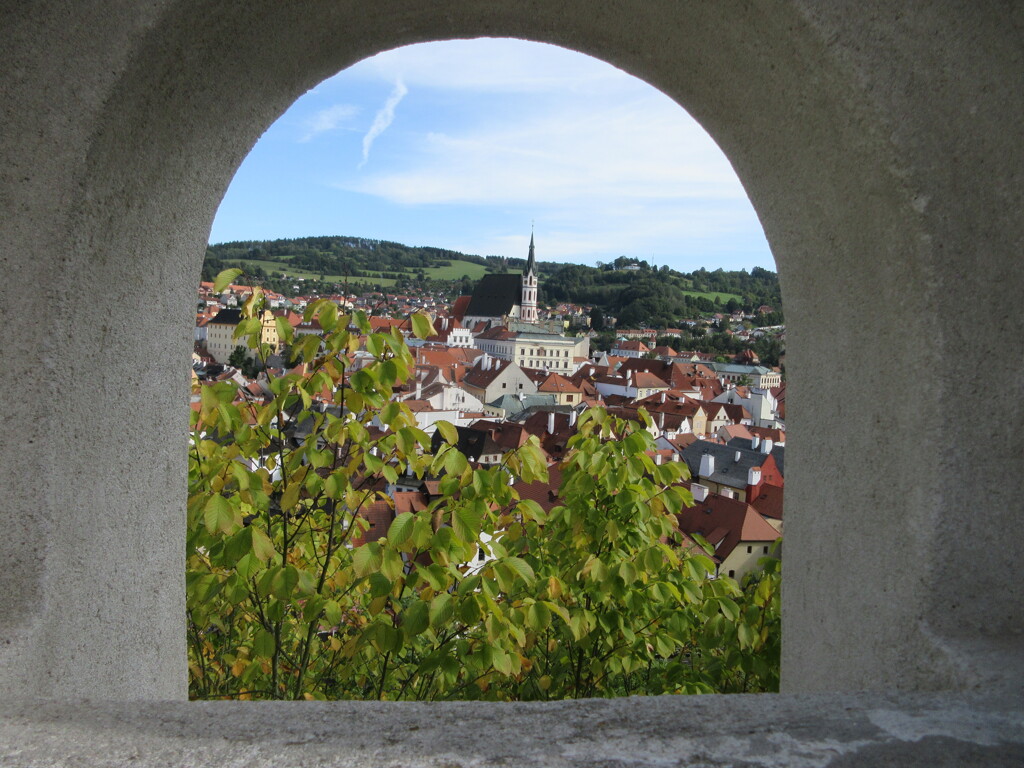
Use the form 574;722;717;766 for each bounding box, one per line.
676;484;780;563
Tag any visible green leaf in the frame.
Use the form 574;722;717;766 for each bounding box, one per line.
365;333;384;358
319;302;338;332
459;596;481;625
295;567;317;596
250;526;275;562
352;543;383;578
680;580;703;604
279;482;301;513
410;313;435;340
718;596;740;621
221;526;254;564
386;512;415;546
323;599;342;626
402;599;429;638
504;556;535;585
491;648;512;676
428;593;454;628
213;268;243;293
203;495;238;535
368;572;392;598
436;420;458;446
543;601;571;627
516;498;546;522
380;548;404;581
233;552;261;582
274;316;294;345
444;447;468;478
526;601;551;632
269;565;299;600
457;574;481;596
419;563;449;591
568;611;587;641
737;620;756;650
452;503;482;544
252;629;275;659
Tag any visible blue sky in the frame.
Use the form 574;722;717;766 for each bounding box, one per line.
210;39;775;273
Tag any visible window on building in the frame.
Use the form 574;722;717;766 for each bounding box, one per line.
747;545;752;553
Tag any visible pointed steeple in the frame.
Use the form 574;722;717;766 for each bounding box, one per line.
520;228;538;324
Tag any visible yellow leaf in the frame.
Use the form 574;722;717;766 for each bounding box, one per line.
279;481;301;512
548;577;565;602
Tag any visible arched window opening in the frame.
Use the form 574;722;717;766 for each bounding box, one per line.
189;38;783;702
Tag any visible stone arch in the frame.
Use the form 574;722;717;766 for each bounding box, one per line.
2;1;1021;702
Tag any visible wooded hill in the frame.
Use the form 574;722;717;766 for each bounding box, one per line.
203;237;782;327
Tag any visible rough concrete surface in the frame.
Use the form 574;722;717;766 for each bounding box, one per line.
1;9;1023;768
2;693;1022;767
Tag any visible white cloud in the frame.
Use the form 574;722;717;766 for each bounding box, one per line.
300;104;360;142
343;94;743;207
359;79;408;168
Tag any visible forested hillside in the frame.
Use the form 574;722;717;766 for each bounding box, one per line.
537;259;781;328
203;236;494;295
203;237;782;328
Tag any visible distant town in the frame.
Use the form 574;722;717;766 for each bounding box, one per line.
193;235;786;582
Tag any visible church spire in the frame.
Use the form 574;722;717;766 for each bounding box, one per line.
520;229;538;323
526;230;536;276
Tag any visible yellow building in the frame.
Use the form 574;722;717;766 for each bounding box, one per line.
474;326;588;374
204;308;280;365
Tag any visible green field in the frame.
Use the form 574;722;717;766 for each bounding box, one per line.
229;258;490;289
422;260;490;280
681;289;743;303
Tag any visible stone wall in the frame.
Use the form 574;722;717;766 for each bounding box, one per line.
1;0;1021;762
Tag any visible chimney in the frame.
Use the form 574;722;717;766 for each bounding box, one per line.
661;391;666;403
569;410;577;426
699;452;715;478
415;378;422;400
761;438;773;454
655;453;663;465
735;451;742;463
750;435;760;450
747;466;762;488
658;412;665;430
691;483;709;503
547;412;556;435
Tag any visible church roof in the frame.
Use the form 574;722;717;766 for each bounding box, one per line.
464;273;522;319
526;232;536;275
208;308;243;325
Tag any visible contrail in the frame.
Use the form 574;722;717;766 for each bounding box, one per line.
360;79;408;168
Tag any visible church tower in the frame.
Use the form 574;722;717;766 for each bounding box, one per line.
520;231;538;323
